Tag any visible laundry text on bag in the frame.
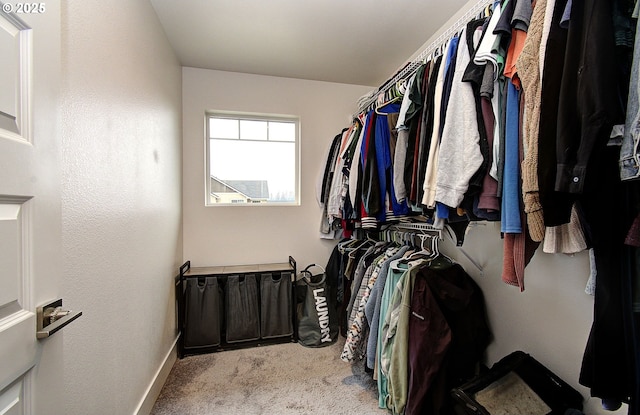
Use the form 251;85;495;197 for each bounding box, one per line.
313;288;332;343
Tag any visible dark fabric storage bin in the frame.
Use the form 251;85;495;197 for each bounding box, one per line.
183;276;222;349
259;272;293;339
451;351;584;415
225;274;260;343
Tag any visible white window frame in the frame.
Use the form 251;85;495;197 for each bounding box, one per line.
205;111;300;206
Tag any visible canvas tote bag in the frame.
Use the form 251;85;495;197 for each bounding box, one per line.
296;264;339;347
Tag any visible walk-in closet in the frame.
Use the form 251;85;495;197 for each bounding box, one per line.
166;0;640;412
2;0;637;414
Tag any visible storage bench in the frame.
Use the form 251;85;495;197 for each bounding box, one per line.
176;257;297;357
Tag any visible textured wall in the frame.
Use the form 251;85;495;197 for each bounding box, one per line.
59;1;182;414
182;67;372;269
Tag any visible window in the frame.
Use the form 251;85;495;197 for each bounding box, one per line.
206;112;300;206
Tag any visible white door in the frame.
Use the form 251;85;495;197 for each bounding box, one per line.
0;3;61;414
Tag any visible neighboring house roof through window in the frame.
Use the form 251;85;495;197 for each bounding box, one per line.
210;176;269;200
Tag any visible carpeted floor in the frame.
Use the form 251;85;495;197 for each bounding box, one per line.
151;339;387;415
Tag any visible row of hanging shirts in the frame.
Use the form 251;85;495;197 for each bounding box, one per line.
318;0;636;292
319;2;513;238
331;229;490;415
319;1;497;241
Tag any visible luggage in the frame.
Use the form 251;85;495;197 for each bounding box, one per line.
451;351;584;415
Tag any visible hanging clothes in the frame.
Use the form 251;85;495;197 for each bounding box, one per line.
327;125;358;221
365;245;411;370
342;245;399;362
361;111;381;227
403;65;428;206
406;262;491;415
536;0;572;228
415;61;439;208
319;0;640;411
517;0;548;242
422;50;449;209
394;74;417;204
461;17;491;213
406;64;431;206
319;130;347;237
373;103;407;223
348;113;368;212
552;0;625;223
378;257;422;414
620;3;640;181
435;27;484;210
500;82;522;234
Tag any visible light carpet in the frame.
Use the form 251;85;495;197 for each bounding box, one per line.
151;339;387;415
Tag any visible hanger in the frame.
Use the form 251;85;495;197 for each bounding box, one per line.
426;51;434;64
347;237;376;259
398;232;454;270
396;79;407;96
484;3;492;17
338;237;362;254
375;96;402;115
403;231;413;246
404;234;436;261
430;232;456;266
431;234;440;257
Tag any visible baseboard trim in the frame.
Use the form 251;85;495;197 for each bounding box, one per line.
133;335;179;415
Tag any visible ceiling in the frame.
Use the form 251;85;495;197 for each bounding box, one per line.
150;0;473;87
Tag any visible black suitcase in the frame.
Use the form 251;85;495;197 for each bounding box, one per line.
451;351;584;415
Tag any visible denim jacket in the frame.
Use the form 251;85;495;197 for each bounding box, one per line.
620;14;640;181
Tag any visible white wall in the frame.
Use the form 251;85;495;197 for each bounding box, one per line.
182;67;373;268
59;1;183;414
442;222;626;415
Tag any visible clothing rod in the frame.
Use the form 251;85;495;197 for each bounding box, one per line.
357;0;494;114
390;222;443;239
